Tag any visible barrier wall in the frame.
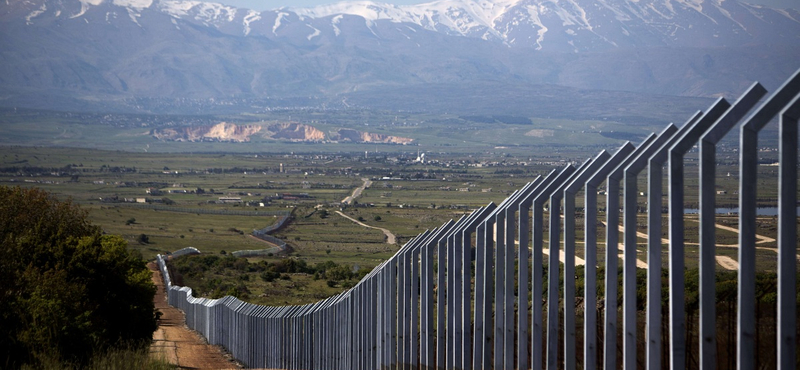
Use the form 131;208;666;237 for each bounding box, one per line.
156;68;800;370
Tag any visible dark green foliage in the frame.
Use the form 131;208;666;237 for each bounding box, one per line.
169;255;359;300
0;186;157;368
260;270;280;282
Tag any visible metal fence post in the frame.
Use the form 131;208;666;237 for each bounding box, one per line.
528;165;577;369
583;142;637;370
778;95;799;370
605;125;676;370
563;151;612;370
668;98;734;370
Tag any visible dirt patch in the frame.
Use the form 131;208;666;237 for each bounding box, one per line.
148;262;240;369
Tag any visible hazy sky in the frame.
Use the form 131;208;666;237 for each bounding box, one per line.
215;0;798;11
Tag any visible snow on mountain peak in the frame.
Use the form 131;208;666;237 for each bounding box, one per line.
158;0;238;23
292;0;524;37
14;0;799;52
113;0;152;9
292;1;409;29
75;0;152;9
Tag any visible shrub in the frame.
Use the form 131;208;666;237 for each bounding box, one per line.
0;186;157;367
260;270;280;282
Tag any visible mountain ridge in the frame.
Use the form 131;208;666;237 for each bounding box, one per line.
10;0;799;50
1;0;799;115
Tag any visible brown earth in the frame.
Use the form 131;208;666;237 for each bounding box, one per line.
331;128;413;144
148;262;241;369
267;122;326;141
153;122;262;142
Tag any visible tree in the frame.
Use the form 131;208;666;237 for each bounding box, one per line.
0;186;157;367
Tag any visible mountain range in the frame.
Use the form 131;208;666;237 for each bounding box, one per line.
1;0;799;115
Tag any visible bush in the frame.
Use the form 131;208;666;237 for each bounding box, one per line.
0;186;157;368
260;270;280;282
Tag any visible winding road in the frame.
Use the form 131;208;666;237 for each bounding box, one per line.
335;210;397;245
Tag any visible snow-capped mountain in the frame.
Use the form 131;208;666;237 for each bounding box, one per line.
291;0;800;50
9;0;797;50
1;0;799;113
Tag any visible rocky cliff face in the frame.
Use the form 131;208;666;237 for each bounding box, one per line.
152;122;261;142
267;123;326;142
332;129;414;144
153;121;413;144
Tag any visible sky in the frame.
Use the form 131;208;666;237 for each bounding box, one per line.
214;0;798;11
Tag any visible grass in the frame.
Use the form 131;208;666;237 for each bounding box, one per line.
1;136;794;305
88;205;286;260
168;254;372;306
21;345;174;370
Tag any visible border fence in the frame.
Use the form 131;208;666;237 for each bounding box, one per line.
156;68;800;370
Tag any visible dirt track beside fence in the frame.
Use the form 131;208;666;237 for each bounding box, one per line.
149;262;240;370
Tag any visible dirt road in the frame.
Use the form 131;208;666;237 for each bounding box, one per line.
148;262;239;369
342;178;372;205
335;210;397;244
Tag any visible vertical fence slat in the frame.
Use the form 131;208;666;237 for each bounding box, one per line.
605;126;676;370
529;165;576;370
584;142;636;370
494;209;506;370
696;83;768;369
473;221;488;370
564;151;612;370
527;169;563;370
778;96;799;370
481;219;495;370
668;98;732;369
437;231;448;370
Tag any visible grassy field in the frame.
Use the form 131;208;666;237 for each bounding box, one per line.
1;126;795;305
